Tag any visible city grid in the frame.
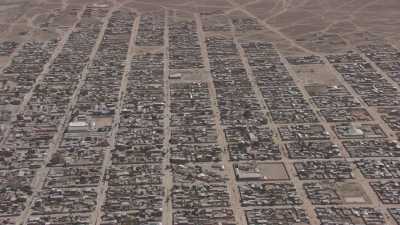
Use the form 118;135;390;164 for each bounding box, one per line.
1;0;400;225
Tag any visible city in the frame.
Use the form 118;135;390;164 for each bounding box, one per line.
0;0;400;224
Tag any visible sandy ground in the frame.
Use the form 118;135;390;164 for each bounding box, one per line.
2;0;399;52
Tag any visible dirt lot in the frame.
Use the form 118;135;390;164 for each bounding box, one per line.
290;64;340;86
258;162;290;180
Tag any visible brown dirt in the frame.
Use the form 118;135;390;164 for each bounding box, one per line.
258;162;290;180
292;64;340;86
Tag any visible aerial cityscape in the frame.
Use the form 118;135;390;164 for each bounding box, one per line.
0;0;400;224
